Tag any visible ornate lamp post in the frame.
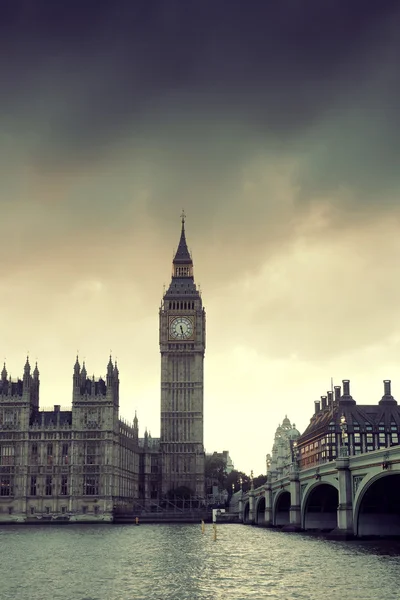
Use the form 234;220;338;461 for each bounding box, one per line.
340;414;348;457
266;453;271;475
238;476;244;522
292;441;299;472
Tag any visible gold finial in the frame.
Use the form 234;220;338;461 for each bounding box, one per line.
181;209;186;225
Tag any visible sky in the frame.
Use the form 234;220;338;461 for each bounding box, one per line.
1;1;400;475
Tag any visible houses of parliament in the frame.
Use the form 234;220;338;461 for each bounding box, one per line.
0;217;206;522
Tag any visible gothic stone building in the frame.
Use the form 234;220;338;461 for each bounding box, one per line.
0;218;206;522
0;356;145;522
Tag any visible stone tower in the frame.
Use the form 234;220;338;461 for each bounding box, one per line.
159;214;206;498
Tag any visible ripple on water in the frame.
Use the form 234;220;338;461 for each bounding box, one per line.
1;524;400;600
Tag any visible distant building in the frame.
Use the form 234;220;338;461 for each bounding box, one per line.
267;416;300;480
296;380;400;468
206;450;235;474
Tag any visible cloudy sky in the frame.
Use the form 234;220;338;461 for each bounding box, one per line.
1;1;400;474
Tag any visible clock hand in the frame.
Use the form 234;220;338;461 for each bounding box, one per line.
180;325;184;334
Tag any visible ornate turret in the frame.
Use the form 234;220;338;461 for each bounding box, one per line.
23;356;31;392
107;355;113;386
33;362;39;379
30;361;40;411
1;362;7;382
74;356;80;375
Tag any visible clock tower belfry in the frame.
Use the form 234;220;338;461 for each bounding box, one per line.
159;213;205;499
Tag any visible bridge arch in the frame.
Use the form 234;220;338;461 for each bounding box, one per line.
302;482;338;531
273;489;290;526
354;472;400;537
255;495;265;525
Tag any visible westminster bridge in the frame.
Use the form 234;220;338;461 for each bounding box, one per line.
237;445;400;537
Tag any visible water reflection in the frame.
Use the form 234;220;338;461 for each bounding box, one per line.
1;525;400;600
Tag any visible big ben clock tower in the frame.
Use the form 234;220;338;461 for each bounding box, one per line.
159;213;206;499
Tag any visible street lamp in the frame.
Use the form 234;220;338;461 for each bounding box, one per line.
340;414;348;456
266;453;271;474
292;441;299;464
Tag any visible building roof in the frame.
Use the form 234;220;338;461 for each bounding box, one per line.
298;380;400;443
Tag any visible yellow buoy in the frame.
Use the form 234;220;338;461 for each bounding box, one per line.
201;519;205;534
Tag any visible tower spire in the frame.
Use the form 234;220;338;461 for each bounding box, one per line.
173;211;193;277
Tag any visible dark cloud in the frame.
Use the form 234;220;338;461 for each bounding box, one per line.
1;0;400;279
1;1;399;162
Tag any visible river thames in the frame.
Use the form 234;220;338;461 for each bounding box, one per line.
1;524;400;600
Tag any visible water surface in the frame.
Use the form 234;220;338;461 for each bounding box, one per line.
1;524;400;600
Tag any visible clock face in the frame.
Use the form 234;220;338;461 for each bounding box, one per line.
169;316;194;340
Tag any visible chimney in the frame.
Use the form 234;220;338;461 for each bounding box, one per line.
314;400;321;414
379;379;397;405
54;405;60;413
334;386;341;404
343;380;350;396
327;391;333;406
339;379;356;405
321;395;327;410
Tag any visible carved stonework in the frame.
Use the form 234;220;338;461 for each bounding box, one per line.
0;409;18;430
85;408;100;429
353;474;366;497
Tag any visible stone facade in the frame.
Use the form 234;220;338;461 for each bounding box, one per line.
0;356;148;522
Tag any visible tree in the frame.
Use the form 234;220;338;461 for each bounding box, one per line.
205;455;226;488
253;474;268;489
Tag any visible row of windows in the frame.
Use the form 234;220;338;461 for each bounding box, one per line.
168;301;195;310
28;475;99;496
28;506;100;516
302;432;399;454
329;420;398;430
174;266;192;277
